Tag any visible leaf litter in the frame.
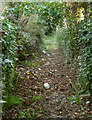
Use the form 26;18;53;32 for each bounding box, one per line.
4;49;92;119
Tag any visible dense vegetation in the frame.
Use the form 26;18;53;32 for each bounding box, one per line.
1;1;92;119
56;2;92;94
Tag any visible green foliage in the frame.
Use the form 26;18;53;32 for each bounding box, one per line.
57;3;92;95
1;2;64;103
32;92;42;102
2;18;18;93
4;94;23;109
18;109;37;120
67;96;80;105
36;2;64;34
75;18;92;94
2;1;91;117
18;2;64;34
1;3;38;111
67;83;83;105
1;2;44;96
18;92;43;119
23;14;45;48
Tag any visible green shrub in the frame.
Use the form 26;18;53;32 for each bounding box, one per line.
1;2;46;110
56;4;92;94
4;94;23;109
2;18;18;93
23;14;45;48
76;18;92;93
36;2;64;34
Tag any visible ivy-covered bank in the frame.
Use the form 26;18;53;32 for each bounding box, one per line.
1;1;64;112
56;2;92;95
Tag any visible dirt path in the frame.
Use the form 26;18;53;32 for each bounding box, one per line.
35;49;77;118
4;34;91;119
15;49;88;118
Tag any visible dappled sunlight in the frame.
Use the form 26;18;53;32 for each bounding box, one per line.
43;33;58;50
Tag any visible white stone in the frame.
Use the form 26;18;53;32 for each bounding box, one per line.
42;50;46;54
42;58;44;61
86;101;90;104
44;83;50;89
38;68;41;70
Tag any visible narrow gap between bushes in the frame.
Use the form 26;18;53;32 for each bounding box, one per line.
3;32;91;119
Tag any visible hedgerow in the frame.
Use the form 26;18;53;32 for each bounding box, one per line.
57;2;92;94
1;2;64;109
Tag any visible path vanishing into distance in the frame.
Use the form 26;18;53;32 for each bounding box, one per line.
4;33;91;119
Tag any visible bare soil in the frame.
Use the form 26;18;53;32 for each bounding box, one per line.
3;48;91;119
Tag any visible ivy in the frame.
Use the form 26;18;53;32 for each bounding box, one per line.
57;2;92;94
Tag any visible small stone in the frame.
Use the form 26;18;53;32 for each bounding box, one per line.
38;68;41;70
27;76;30;79
42;58;44;61
44;83;50;89
86;101;90;104
34;86;38;89
78;110;81;112
47;54;50;56
74;112;78;115
42;50;46;54
59;111;62;114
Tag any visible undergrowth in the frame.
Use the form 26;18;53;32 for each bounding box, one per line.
56;2;92;106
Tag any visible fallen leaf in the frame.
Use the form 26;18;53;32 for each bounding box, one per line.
26;70;30;75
